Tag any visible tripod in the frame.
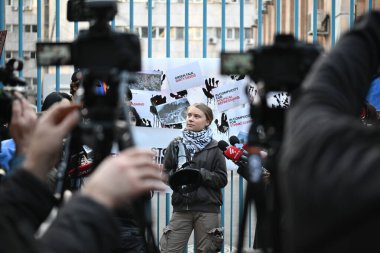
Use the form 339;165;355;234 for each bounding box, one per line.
54;70;159;253
237;86;287;253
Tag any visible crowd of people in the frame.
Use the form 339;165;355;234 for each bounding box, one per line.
1;9;380;253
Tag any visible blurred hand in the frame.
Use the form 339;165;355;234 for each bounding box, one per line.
10;93;37;155
81;148;166;209
22;103;80;180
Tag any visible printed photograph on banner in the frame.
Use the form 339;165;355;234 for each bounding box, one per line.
129;70;163;91
266;91;291;108
214;79;249;112
156;97;190;125
166;61;204;93
247;80;259;103
142;59;169;92
225;105;252;134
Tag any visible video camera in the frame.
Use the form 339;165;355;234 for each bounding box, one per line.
36;1;159;252
35;0;142;181
221;34;321;93
221;34;322;253
222;34;322;149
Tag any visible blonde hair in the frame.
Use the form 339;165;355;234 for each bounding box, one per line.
189;103;214;123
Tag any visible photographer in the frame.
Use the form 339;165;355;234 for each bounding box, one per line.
279;11;380;253
160;103;227;253
0;100;166;253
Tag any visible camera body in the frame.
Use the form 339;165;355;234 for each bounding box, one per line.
221;34;322;149
221;34;322;93
36;0;141;75
221;34;323;253
36;0;142;193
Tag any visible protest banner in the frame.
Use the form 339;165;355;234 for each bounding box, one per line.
214;79;249;111
156;97;190;125
166;61;204;92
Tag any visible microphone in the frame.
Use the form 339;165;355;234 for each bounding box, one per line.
68;162;93;178
229;136;249;156
229;135;241;146
218;140;248;163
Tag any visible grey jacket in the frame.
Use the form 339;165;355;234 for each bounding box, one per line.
164;139;227;213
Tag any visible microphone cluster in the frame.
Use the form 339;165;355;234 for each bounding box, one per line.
217;136;248;165
218;136;263;183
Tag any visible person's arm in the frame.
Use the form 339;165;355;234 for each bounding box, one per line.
39;148;166;253
200;148;228;189
38;195;119;253
0;169;57;231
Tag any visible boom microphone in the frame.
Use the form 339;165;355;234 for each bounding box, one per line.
218;140;248;163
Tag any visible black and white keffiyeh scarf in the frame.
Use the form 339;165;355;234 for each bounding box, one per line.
182;127;213;156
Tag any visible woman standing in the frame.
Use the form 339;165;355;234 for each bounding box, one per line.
160;103;227;253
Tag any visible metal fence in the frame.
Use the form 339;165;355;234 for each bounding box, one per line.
0;0;377;252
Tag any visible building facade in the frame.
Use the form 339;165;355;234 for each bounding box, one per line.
2;0;379;101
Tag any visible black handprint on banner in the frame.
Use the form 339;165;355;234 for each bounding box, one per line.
170;90;188;100
230;75;246;81
141;118;152;127
214;112;229;135
271;92;290;109
162;123;183;129
202;77;219;105
247;83;258;103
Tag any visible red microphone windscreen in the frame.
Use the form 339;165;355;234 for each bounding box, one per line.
224;146;244;161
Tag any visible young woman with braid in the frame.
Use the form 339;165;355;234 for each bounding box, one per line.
160;103;227;253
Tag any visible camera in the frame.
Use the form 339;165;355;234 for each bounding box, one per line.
221;34;323;253
35;0;143;195
36;0;141;75
222;34;322;149
221;34;322;94
35;4;161;251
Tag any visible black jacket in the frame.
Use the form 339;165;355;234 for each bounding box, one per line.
0;169;119;253
279;12;380;253
164;139;227;213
